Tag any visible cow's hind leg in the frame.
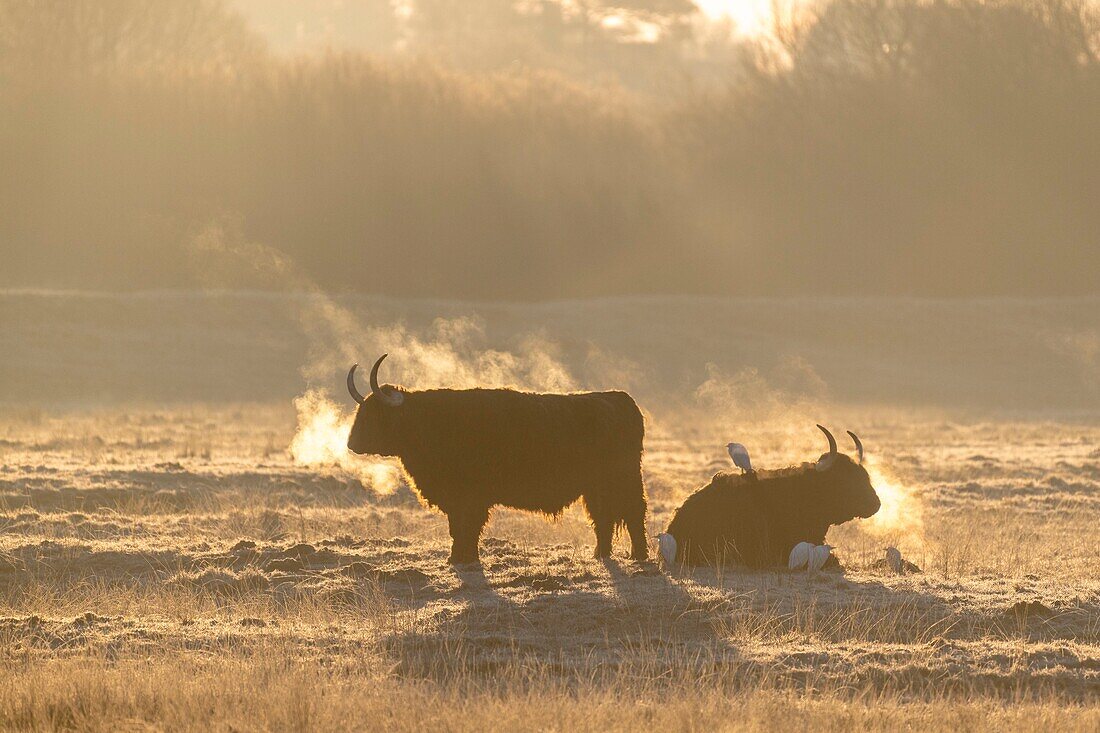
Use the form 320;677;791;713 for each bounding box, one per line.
447;505;489;565
611;465;649;562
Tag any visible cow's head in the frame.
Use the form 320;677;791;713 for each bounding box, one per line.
346;354;407;456
813;424;881;522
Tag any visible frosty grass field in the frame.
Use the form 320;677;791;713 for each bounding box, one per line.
0;292;1097;730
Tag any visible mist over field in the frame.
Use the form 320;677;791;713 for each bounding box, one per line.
1;1;1099;731
3;289;1099;413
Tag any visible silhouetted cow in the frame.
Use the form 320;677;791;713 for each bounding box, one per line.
661;426;880;567
346;355;648;564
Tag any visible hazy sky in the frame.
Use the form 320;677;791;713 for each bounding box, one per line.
696;0;774;35
230;0;779;53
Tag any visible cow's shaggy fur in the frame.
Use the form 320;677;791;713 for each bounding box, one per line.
664;454;880;567
348;376;648;564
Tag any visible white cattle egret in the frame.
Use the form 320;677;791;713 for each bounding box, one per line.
809;544;833;571
726;442;753;473
788;541;814;570
657;533;678;568
885;546;903;573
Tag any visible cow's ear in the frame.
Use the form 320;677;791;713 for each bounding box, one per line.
815;454;837;472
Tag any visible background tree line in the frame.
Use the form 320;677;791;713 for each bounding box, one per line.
1;0;1097;298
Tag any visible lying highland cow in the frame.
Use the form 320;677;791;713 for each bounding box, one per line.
658;426;880;568
346;354;648;564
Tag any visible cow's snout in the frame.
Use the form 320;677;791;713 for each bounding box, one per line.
860;492;882;519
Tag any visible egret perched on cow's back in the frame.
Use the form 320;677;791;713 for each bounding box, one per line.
726;442;753;473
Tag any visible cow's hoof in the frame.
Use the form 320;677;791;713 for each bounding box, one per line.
593;548;612;560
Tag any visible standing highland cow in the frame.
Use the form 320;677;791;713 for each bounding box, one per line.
346;354;649;564
660;426;880;568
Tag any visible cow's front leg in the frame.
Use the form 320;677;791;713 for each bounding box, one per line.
583;494;615;558
446;506;489;565
624;497;649;562
593;521;614;559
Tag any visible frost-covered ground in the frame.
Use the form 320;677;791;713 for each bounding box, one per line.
0;294;1097;730
1;405;1097;729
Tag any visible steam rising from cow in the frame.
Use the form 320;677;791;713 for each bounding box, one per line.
346;354;649;564
663;426;881;568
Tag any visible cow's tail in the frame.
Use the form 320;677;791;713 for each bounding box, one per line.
657;533;677;568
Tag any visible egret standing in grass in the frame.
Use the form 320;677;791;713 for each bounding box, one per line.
885;546;903;573
657;533;677;568
809;544;833;571
788;541;814;570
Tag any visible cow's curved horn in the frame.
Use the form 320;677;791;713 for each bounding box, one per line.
346;363;365;404
369;354;404;407
369;354;388;397
816;424;837;456
847;430;865;464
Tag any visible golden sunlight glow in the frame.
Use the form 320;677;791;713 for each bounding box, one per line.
289;389;405;495
862;456;924;542
695;0;774;37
